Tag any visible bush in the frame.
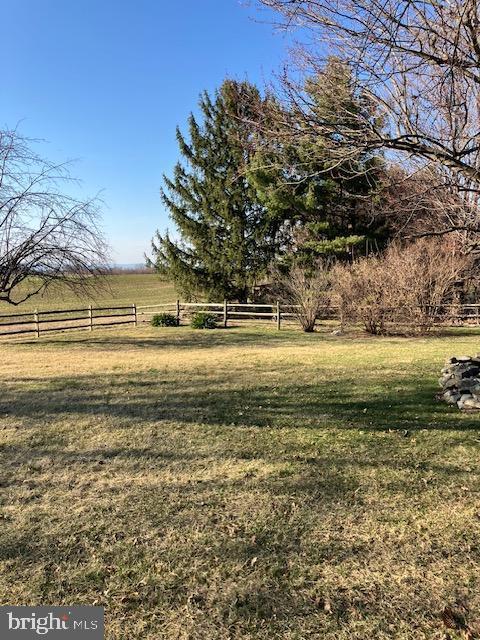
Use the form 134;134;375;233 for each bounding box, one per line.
333;238;471;335
272;260;332;332
190;312;218;329
151;313;178;327
333;255;388;334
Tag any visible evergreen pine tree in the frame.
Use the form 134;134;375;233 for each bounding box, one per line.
149;80;276;302
249;58;390;265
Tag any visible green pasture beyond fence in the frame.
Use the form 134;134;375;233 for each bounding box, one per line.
0;301;480;338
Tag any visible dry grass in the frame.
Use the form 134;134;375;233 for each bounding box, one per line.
0;274;176;314
1;325;480;639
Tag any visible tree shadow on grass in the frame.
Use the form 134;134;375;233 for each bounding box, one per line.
8;322;480;351
2;366;479;635
0;417;475;635
12;327;310;351
0;449;366;635
1;368;479;432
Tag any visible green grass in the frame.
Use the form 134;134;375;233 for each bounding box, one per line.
1;326;480;638
0;273;176;313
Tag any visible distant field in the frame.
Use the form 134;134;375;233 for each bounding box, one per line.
1;325;480;638
0;274;177;314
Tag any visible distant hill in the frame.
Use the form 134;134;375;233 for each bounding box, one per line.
113;263;147;270
110;264;154;274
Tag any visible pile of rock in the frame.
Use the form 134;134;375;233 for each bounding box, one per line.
439;356;480;410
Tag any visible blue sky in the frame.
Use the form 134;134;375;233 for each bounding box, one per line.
2;0;290;264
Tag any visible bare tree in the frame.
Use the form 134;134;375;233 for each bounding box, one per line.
256;0;480;227
379;164;480;252
0;129;109;305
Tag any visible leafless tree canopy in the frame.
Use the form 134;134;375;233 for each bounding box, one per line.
379;165;480;252
0;129;109;304
258;0;480;190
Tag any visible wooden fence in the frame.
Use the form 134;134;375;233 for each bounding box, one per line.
1;300;480;338
0;304;137;338
136;301;298;330
0;301;299;338
137;301;480;328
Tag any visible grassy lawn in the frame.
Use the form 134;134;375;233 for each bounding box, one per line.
1;325;480;638
0;273;176;314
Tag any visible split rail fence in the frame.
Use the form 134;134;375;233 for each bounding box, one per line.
136;301;303;330
0;304;138;338
0;300;480;338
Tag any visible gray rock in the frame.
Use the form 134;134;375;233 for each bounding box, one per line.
458;378;479;392
443;390;461;404
471;383;480;397
457;393;474;409
440;356;480;409
453;362;475;375
442;377;458;389
460;396;480;410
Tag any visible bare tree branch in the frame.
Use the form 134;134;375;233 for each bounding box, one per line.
0;128;110;305
257;0;480;187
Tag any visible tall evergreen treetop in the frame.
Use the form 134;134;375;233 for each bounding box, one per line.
149;80;277;302
249;58;389;265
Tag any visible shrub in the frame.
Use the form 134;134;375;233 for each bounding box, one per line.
332;238;471;335
273;260;332;332
151;313;178;327
333;255;387;334
190;312;218;329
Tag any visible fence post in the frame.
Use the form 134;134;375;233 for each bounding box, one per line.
33;309;40;338
88;304;93;331
132;303;137;327
224;299;228;328
276;300;281;331
176;300;180;326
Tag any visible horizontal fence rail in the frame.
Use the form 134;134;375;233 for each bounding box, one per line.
0;304;137;338
1;299;480;339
